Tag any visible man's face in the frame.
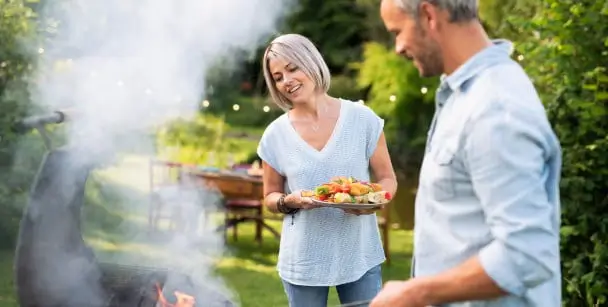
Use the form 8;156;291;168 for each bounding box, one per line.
380;0;444;77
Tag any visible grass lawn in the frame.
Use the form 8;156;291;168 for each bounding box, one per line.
0;154;413;307
0;224;412;307
216;222;413;306
0;250;18;307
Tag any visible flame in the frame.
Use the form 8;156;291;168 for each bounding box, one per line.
156;283;196;307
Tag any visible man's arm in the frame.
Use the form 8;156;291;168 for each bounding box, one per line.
421;103;560;304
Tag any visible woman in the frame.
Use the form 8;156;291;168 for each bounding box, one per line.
257;33;398;307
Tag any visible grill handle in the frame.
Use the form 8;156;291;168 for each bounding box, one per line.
13;109;74;150
15;110;66;132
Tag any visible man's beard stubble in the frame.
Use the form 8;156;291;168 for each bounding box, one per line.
415;25;444;77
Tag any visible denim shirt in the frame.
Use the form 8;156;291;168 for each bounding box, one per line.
413;40;562;306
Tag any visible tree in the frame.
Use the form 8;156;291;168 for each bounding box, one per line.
354;0;392;46
354;42;438;176
512;0;608;304
285;0;368;74
0;0;39;248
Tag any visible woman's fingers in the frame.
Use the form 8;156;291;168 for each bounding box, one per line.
301;197;319;209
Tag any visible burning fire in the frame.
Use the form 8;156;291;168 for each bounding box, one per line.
156;283;196;307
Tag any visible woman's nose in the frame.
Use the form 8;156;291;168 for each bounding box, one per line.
283;75;294;86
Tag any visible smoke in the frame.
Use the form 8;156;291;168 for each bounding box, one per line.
17;0;295;305
32;0;291;153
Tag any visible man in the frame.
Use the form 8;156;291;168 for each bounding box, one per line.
371;0;562;306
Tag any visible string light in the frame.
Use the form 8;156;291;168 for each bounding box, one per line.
263;105;270;112
202;100;210;108
421;87;428;94
517;54;524;61
389;95;396;102
232;104;240;111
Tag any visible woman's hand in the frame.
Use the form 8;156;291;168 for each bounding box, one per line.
284;190;318;210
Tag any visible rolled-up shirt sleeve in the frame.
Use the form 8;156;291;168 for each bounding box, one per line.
463;103;560;296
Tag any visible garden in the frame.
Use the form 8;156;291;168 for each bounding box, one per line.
0;0;606;306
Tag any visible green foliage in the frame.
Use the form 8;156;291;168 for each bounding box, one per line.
354;0;392;45
328;74;364;101
513;0;608;305
221;95;282;128
284;0;367;73
1;0;37;168
354;42;437;174
157;113;262;168
478;0;539;38
0;0;39;249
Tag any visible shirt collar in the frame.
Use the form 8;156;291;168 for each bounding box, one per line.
438;39;514;97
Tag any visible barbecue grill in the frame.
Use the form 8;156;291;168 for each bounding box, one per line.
99;262;234;307
13;112;235;307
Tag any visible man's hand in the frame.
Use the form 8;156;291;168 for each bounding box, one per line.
370;279;429;307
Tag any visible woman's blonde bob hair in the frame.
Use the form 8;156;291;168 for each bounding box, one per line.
262;33;331;110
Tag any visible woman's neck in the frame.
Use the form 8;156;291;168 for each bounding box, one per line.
290;93;333;120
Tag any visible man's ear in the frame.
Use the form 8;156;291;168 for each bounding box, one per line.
419;1;441;31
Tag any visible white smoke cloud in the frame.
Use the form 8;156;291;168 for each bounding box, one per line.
19;0;295;305
32;0;292;153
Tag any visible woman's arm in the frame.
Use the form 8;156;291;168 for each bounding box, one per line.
261;161;315;212
370;132;398;197
261;161;285;213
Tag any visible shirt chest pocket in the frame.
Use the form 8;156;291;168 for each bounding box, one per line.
427;146;457;201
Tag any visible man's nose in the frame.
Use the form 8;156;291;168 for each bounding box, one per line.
395;41;406;55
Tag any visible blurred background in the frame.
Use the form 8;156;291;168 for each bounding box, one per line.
0;0;606;306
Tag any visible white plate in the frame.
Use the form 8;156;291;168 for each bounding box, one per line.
311;199;384;210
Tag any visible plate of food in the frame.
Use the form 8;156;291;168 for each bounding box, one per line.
301;176;392;210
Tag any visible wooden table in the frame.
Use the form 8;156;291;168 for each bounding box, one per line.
188;170;281;242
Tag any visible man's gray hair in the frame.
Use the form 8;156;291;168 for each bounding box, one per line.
394;0;478;22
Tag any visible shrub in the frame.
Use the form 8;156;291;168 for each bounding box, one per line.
513;0;608;304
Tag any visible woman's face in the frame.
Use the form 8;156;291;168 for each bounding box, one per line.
268;56;316;105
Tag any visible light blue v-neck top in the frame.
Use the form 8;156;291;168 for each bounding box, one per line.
257;99;386;286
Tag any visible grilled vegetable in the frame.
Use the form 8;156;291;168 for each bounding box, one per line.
310;177;390;205
314;185;330;196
